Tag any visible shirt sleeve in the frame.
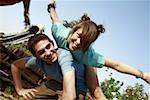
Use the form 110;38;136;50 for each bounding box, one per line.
26;56;37;68
51;22;71;48
57;48;75;75
72;47;105;68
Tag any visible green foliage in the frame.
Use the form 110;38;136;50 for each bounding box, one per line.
4;86;15;95
122;83;149;100
63;20;80;28
100;77;149;100
100;77;123;100
8;42;31;55
63;13;89;28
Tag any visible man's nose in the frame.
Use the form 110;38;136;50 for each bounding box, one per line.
45;49;51;56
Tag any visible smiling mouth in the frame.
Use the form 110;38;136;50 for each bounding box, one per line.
44;57;53;64
72;47;79;51
74;44;80;49
48;56;54;61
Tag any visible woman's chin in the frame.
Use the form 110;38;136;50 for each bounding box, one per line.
69;47;75;51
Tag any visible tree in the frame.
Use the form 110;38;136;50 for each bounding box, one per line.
122;83;149;100
100;77;124;100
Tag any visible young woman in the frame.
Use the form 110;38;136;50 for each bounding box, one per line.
48;0;150;99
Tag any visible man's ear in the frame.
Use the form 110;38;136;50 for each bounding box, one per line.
32;53;38;58
34;54;38;58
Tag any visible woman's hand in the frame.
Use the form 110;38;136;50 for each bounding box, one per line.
17;88;38;99
48;0;55;4
48;0;59;23
142;73;150;84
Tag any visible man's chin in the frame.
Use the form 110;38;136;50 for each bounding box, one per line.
52;57;57;63
45;60;53;64
44;59;53;64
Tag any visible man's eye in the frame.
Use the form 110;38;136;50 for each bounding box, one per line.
45;44;51;49
37;49;45;55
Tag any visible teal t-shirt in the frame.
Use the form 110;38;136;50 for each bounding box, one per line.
26;48;74;82
51;22;105;68
26;48;87;92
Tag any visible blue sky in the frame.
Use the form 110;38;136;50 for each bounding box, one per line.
0;0;149;93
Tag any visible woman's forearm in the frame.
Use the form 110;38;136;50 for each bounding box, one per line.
104;58;141;77
48;0;59;23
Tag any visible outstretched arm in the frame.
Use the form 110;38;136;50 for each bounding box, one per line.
104;57;150;84
48;0;59;23
11;58;37;99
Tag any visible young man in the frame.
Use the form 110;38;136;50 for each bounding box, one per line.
11;34;88;100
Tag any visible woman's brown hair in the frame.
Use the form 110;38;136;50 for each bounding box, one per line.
68;14;105;51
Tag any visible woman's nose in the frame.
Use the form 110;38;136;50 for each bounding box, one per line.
76;38;80;45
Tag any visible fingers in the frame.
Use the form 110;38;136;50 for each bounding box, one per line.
22;93;32;100
32;88;38;92
18;88;38;99
49;0;55;4
26;93;33;99
29;90;36;97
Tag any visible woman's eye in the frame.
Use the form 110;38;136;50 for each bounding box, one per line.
77;33;81;37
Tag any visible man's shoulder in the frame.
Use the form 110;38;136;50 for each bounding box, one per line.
57;48;72;61
57;48;70;55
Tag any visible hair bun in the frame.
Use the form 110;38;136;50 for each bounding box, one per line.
81;14;90;22
97;24;105;33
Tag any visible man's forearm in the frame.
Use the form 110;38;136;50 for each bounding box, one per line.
11;64;23;93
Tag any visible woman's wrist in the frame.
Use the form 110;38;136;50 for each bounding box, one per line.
47;3;56;13
136;70;144;79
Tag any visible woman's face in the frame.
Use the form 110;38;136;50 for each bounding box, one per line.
34;39;57;64
68;28;83;51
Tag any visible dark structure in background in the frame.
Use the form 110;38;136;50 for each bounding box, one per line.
0;25;45;98
0;0;31;26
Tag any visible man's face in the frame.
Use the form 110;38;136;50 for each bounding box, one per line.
34;39;57;64
68;28;83;51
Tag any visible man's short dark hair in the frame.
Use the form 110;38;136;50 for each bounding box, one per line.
27;34;54;55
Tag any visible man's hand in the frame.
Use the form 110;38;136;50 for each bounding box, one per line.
17;88;38;99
